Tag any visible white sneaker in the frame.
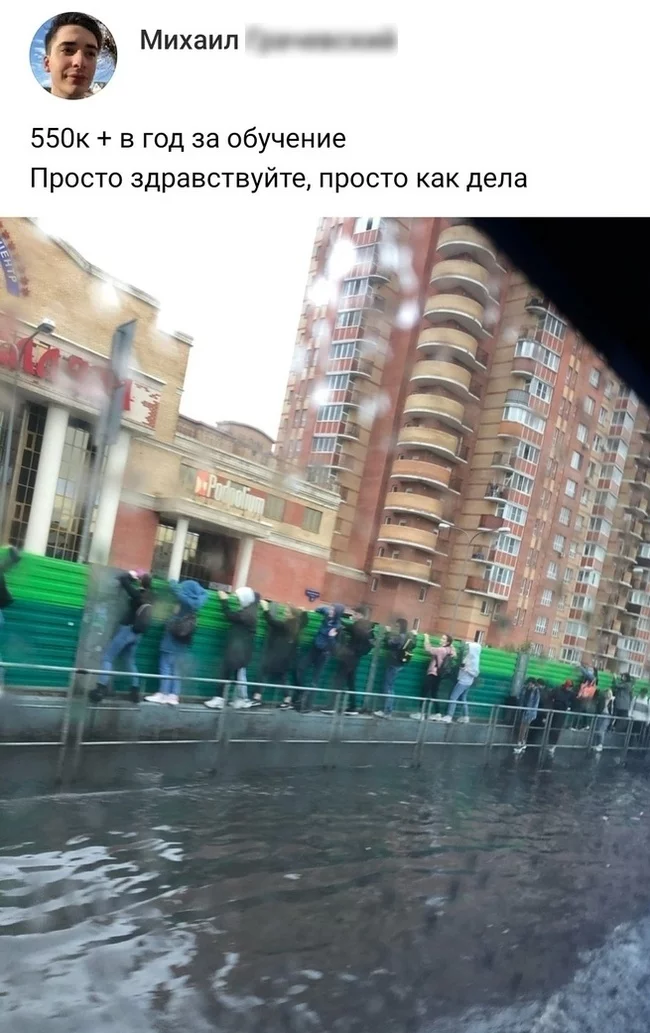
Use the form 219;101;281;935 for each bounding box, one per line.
374;710;387;718
231;698;253;709
514;744;526;755
459;716;470;724
548;746;556;757
166;694;179;706
410;712;424;720
431;713;442;722
204;696;224;709
144;692;167;704
442;715;452;724
594;743;603;753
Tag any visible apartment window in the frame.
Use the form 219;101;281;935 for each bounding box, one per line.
542;313;567;340
559;507;571;525
331;341;357;359
565;479;577;498
601;464;623;487
566;620;589;639
592;434;604;453
302;508;323;533
568;542;577;557
413;617;421;632
553;534;565;553
541;589;553;606
564;567;574;583
547;458;558;477
502;405;545;434
489;565;514;587
530;377;553;403
580;489;591;506
494;533;520;556
530;642;544;656
589;368;601;388
604;379;614;398
576;423;588;444
548;647;556;659
575;515;584;531
561;647;581;663
497;502;527;526
589;516;612;536
583;543;606;562
516;442;541;464
264;495;286;521
391;550;400;559
598;406;608;426
474;630;486;644
535;616;548;634
312;436;336;453
584;396;595;416
587;462;600;481
326;373;351;391
510;472;535;495
547;562;558;580
335;309;362;328
569;451;582;472
342;277;369;297
418;587;427;603
480;599;494;615
354;217;381;233
370;577;378;592
377;546;385;558
317;404;344;422
552;620;561;638
577;568;599;586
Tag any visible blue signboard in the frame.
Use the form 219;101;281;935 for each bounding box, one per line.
0;236;21;296
305;589;321;602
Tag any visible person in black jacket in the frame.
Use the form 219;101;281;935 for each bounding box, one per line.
258;600;306;707
91;570;153;704
0;546;21;693
546;679;574;756
204;587;260;710
377;618;410;717
330;606;375;715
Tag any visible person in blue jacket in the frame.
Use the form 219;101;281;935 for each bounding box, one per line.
144;579;208;705
292;603;345;711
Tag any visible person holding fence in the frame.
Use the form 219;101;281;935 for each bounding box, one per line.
0;546;21;695
258;601;306;708
145;579;208;705
91;570;153;705
204;587;261;710
375;618;414;717
292;603;345;712
592;688;614;753
444;641;481;723
421;632;456;720
513;679;541;754
330;605;375;715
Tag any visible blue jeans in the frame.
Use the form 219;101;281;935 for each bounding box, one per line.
594;713;611;747
383;665;400;714
159;651;181;697
447;678;473;719
99;625;141;688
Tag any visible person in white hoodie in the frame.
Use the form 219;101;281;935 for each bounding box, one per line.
629;688;650;744
444;641;482;723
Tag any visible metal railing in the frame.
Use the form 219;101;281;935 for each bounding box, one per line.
2;663;650;781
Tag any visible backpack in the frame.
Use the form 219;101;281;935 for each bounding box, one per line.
577;680;596;701
437;650;454;679
132;602;153;634
0;577;13;610
168;611;197;643
400;634;416;665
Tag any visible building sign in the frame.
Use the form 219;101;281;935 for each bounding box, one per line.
0;336;161;430
194;471;265;519
0;231;27;297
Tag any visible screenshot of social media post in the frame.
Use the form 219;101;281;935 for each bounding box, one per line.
0;4;649;1033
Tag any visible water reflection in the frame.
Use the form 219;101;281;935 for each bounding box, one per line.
2;762;650;1031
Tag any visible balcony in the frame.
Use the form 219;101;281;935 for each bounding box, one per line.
505;388;532;407
484;482;509;502
606;593;628;611
596;621;622;635
423;294;489;337
436;224;497;266
429;259;491;302
327;355;374;379
498;419;542;442
371;556;439;586
409;360;474;397
416;327;488;369
403;393;467;430
465;574;511;599
491;451;518;471
383;491;444;522
477;513;505;532
511;354;537;378
377;523;439;554
636;548;650;569
390;458;453;491
345;251;391;284
525;294;552;314
397;426;467;462
625;494;649;519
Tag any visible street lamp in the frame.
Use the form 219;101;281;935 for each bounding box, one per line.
438;521;509;642
0;319;56;536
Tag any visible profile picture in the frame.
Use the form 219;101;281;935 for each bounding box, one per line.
30;12;117;99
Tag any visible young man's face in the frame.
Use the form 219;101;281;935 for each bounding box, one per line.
44;24;99;98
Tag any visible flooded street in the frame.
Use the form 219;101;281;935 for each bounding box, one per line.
2;759;650;1031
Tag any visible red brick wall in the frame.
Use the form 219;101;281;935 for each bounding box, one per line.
110;504;159;572
323;571;367;610
249;540;328;605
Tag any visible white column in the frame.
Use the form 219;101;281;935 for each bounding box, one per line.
88;429;131;566
168;516;189;580
23;405;69;556
233;535;254;589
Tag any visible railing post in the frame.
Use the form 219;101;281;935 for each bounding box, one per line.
412;697;433;767
212;681;233;775
622;716;634;762
71;671;91;779
484;704;497;757
55;668;77;783
536;708;552;767
324;690;348;768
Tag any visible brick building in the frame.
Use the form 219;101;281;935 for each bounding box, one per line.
276;217;650;675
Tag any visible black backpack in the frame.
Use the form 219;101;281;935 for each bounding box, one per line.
168;612;197;643
437;650;454;679
0;577;13;610
132;602;153;634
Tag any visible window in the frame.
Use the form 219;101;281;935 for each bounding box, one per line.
502;405;546;434
577;568;599;586
541;589;553;606
559;507;571;525
370;577;378;592
480;599;494;615
564;567;574;583
566;620;589;639
530;643;544;656
547;562;558;579
561;647;581;663
588;517;612;536
548;647;556;658
604;379;614;398
377;547;385;558
354;217;381;233
418;587;427;603
580;489;591;506
530;377;553;403
47;417;95;561
565;479;577;498
589;368;601;388
583;543;606;562
264;495;286;521
494;533;520;556
316;404;344;422
302;507;323;533
515;442;541;464
598;406;608;426
553;534;565;553
331;341;358;359
335;309;362;328
312;436;336;453
497;502;527;526
574;515;584;531
515;338;561;372
600;464;623;487
552;620;561;638
488;565;514;587
584;396;595;415
542;313;567;340
391;550;400;559
326;373;351;391
570;451;583;471
587;461;599;481
474;629;486;644
413;617;421;632
576;423;588;444
510;472;535;495
569;542;577;557
535;616;548;634
592;434;604;453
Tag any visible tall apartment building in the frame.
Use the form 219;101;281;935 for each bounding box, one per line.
276;218;650;677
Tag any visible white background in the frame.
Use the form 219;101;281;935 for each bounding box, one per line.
1;1;648;435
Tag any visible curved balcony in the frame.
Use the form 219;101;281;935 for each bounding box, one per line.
625;495;650;519
525;294;552;315
371;556;438;586
497;419;543;443
423;294;489;338
477;513;505;532
403;393;467;430
390;458;452;490
436;224;498;266
511;354;537;378
505;388;532;407
409;360;474;398
429;259;491;302
384;491;444;522
416;327;487;369
397;426;466;463
377;523;439;554
492;451;518;471
465;575;510;599
484;482;509;502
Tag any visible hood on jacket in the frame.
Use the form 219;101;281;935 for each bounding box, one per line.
175;579;209;611
333;603;346;620
235;586;256;609
464;641;482;674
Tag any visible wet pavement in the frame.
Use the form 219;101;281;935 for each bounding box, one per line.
2;754;650;1031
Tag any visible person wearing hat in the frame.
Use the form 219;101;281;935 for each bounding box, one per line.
204;587;261;709
91;570;153;704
